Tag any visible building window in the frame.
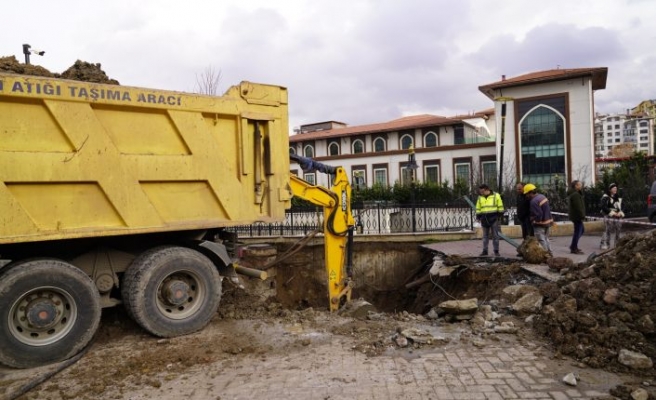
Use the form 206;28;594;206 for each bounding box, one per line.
454;125;465;145
373;137;386;152
304;145;314;158
520;105;566;185
289;147;296;155
400;134;414;150
352;139;364;154
304;173;316;185
424;131;438;147
482;161;497;188
607;139;613;143
352;168;366;190
373;165;388;186
400;164;414;185
606;125;612;130
328;142;340;156
454;163;471;190
615;138;621;143
424;164;440;184
615;124;620;129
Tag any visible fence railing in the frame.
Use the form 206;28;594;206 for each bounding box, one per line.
230;200;475;237
229;193;649;238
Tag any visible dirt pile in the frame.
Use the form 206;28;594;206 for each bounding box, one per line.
0;55;119;84
534;230;656;374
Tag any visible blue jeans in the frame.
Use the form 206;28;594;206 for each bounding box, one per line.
482;222;500;253
570;221;584;251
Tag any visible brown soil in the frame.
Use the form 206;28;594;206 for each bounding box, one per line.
533;230;656;375
0;56;119;84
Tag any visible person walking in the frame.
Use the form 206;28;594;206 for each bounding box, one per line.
515;182;533;240
475;184;504;257
600;183;624;250
567;180;585;254
524;183;553;256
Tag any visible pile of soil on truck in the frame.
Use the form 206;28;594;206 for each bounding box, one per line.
0;55;119;84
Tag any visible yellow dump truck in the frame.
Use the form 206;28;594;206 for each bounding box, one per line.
0;73;355;368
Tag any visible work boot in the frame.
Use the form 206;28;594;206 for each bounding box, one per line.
601;244;609;250
494;251;500;257
479;251;488;256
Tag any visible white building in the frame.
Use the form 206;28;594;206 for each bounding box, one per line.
289;113;497;190
478;67;607;186
290;67;607;189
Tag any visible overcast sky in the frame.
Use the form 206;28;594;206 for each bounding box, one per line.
3;0;655;133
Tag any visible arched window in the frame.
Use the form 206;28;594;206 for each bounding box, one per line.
352;139;364;154
520;105;566;185
304;144;314;158
373;137;386;152
289;147;296;155
400;134;414;150
328;142;340;156
424;132;437;147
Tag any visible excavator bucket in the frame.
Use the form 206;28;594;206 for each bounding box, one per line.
338;298;376;319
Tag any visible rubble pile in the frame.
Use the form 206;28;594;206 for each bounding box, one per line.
0;55;119;84
534;230;656;374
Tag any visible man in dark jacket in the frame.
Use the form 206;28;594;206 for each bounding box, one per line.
515;183;533;239
567;180;585;254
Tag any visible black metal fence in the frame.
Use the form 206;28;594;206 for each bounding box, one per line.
230;190;650;238
230;199;475;237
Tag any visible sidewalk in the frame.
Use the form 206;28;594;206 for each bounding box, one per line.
424;232;612;265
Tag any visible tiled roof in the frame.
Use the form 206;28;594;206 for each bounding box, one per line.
478;67;608;100
289;114;459;142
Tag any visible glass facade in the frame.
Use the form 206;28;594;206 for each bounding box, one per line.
520;106;565;185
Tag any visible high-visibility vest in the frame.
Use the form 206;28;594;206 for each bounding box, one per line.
475;192;504;215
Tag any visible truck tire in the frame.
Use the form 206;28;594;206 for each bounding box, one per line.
121;246;222;338
0;259;101;369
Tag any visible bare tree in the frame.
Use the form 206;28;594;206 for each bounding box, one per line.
195;65;222;96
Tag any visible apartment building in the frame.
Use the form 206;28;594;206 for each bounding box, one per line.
594;112;654;158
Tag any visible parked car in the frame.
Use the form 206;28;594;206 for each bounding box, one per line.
649;181;656;223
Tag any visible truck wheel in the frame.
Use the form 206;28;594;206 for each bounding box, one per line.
121;246;222;337
0;259;101;369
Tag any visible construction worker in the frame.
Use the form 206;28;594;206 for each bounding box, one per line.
524;183;553;256
475;184;504;257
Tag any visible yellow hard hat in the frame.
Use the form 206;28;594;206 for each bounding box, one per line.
523;183;537;194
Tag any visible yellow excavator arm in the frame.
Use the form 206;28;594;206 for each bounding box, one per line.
289;155;355;311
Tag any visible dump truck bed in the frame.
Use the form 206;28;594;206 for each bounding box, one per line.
0;73;291;244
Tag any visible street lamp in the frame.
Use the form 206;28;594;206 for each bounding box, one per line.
407;145;419;231
22;44;45;65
